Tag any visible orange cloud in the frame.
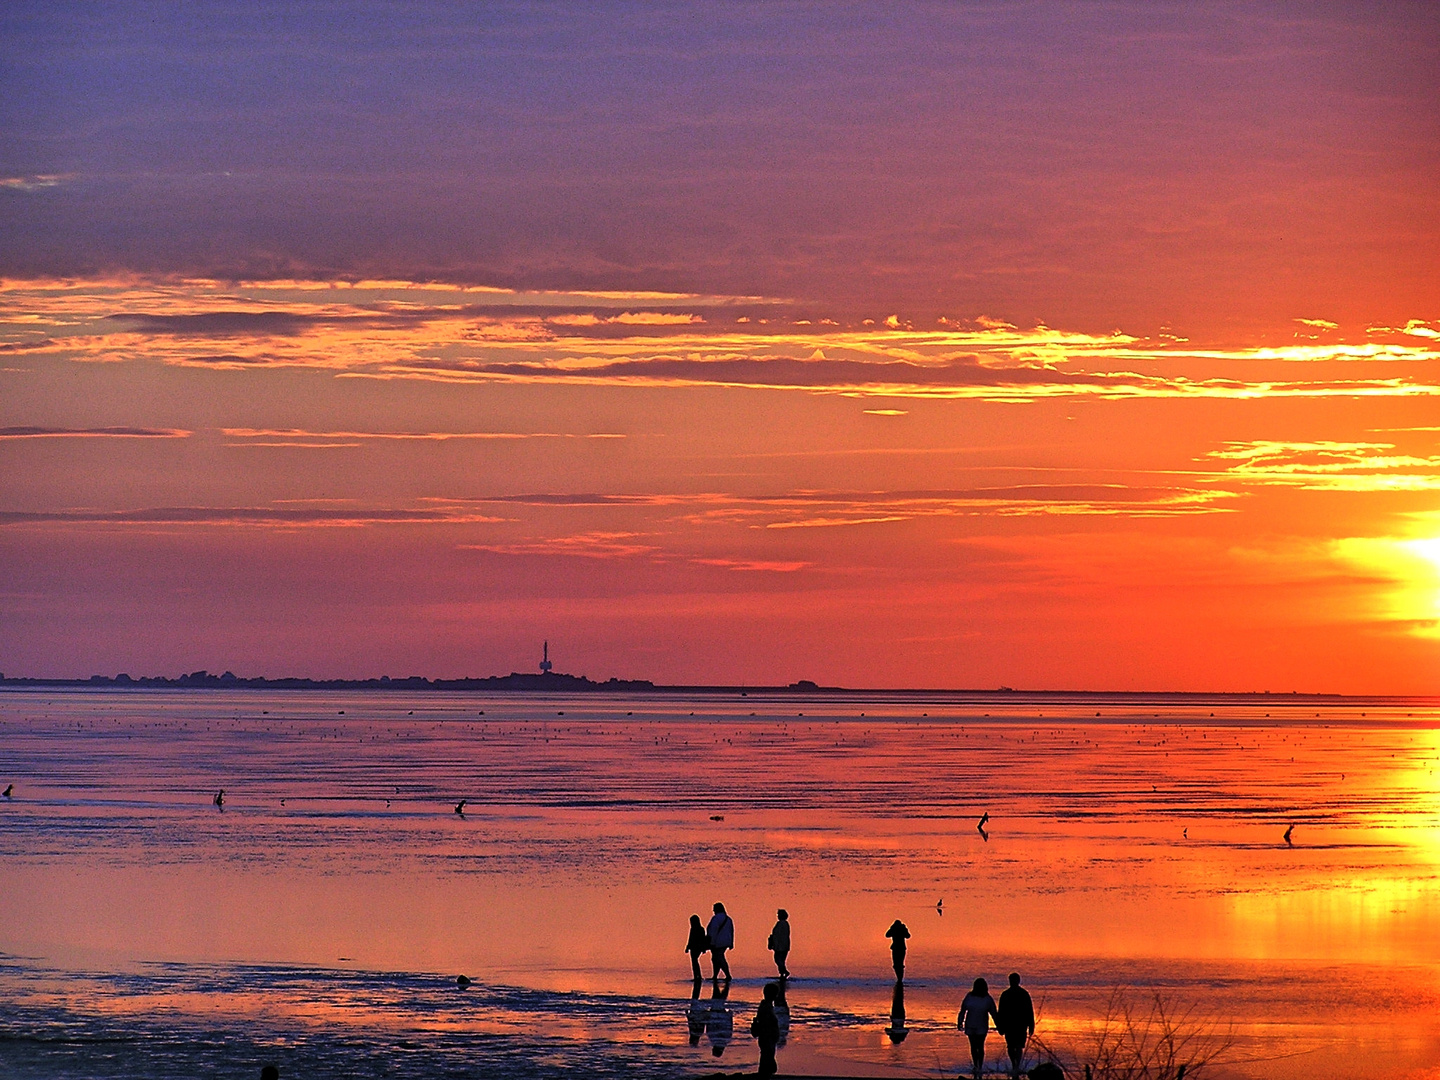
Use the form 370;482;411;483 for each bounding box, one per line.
0;506;504;527
5;277;1440;403
460;532;659;559
0;426;190;439
1205;441;1440;491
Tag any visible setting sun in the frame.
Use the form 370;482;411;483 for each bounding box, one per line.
2;4;1438;1079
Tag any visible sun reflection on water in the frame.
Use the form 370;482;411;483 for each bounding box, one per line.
4;689;1440;1078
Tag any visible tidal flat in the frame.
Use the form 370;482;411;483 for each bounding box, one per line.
2;688;1438;1078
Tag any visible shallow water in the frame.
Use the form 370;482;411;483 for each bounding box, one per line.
2;688;1439;1078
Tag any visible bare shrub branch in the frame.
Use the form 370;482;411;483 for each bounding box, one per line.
1027;987;1234;1080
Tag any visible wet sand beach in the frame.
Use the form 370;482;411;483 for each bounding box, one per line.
2;688;1439;1078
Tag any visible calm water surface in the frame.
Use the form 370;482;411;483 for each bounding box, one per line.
2;688;1439;1078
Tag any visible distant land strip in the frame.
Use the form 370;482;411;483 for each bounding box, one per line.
0;671;1435;706
0;669;663;692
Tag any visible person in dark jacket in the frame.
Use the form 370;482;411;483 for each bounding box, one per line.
885;919;911;981
750;982;782;1077
685;914;708;982
769;909;791;978
997;971;1036;1079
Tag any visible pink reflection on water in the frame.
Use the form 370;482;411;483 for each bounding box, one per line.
2;688;1440;1077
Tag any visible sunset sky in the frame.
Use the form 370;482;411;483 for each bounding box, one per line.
2;2;1438;690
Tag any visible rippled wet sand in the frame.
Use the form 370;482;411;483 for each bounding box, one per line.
2;689;1439;1077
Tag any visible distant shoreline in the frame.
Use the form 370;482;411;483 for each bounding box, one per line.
0;671;1433;704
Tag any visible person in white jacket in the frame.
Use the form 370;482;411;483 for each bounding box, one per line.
958;977;1001;1080
706;902;735;982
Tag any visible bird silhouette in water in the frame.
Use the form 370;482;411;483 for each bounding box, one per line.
454;799;466;816
2;784;12;798
1283;823;1294;846
936;898;944;915
977;812;990;842
213;789;224;808
1183;827;1188;839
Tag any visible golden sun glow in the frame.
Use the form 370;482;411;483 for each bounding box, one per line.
1403;537;1440;629
1334;524;1440;638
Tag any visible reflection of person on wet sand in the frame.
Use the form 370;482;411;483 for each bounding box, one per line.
885;919;910;981
707;902;734;982
886;980;908;1043
686;979;705;1046
705;979;732;1056
959;977;1001;1080
750;982;781;1077
998;971;1035;1080
685;914;709;981
769;908;791;978
770;980;790;1047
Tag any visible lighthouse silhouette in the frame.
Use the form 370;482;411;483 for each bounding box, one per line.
539;641;553;674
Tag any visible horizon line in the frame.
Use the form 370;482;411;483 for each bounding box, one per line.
0;670;1435;701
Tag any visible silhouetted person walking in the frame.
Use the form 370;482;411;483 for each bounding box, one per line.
885;919;910;981
751;982;782;1077
959;977;1000;1080
998;971;1035;1079
769;908;791;978
707;902;734;981
685;914;709;981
